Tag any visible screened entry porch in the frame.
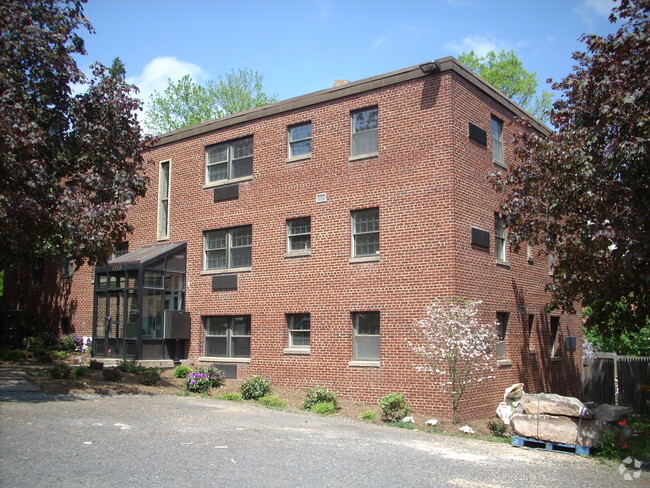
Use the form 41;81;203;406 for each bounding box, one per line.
92;242;190;361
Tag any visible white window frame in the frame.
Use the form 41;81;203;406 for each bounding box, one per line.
491;117;504;167
286;217;311;253
157;160;171;240
204;316;251;359
205;136;253;185
287;122;312;159
352;311;380;361
550;316;560;358
286;313;311;350
496;312;509;360
495;214;507;263
351;208;380;258
204;226;252;271
350;106;378;158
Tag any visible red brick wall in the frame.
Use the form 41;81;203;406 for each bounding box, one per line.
4;69;583;420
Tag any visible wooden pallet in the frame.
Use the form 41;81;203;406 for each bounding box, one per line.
511;436;592;456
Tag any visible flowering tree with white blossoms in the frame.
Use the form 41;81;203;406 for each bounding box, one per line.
409;298;498;424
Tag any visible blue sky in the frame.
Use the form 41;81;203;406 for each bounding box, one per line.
78;0;621;111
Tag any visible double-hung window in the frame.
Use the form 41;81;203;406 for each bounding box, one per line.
206;136;253;184
352;208;379;258
352;311;380;361
288;122;312;159
286;217;311;253
494;214;507;263
550;316;560;357
157;160;170;240
204;316;251;358
204;226;252;271
496;312;509;360
351;107;378;157
287;313;311;349
491;117;504;166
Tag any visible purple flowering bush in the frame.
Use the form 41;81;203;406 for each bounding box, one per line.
184;372;211;393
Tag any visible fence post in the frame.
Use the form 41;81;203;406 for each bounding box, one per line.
613;353;619;406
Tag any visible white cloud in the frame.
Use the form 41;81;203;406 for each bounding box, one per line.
445;35;508;57
371;37;388;50
574;0;619;28
128;56;206;107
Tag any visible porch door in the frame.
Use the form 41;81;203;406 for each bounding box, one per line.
97;291;124;357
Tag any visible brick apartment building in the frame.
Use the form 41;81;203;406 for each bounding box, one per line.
4;57;583;419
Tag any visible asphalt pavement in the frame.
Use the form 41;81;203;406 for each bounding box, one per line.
1;385;644;488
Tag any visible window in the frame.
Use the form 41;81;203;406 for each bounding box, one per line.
31;258;44;287
550;316;560;357
526;243;535;263
352;208;379;258
59;256;74;279
351;107;378;157
204;226;252;270
287;217;311;253
206;136;253;184
204;316;251;358
288;122;312;159
353;312;380;361
491;117;504;166
287;313;310;349
495;214;507;263
496;312;509;360
111;242;129;261
157;160;170;240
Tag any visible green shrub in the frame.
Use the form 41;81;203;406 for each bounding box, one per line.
303;386;339;410
596;428;622;460
258;395;287;408
89;359;104;370
240;375;272;400
139;368;161;386
118;360;144;374
184;371;212;393
35;351;53;363
51;350;68;360
173;365;192;378
73;366;87;377
102;368;122;382
49;363;70;379
0;349;27;361
56;334;82;353
380;393;412;422
311;402;337;415
218;392;243;402
24;333;56;353
360;410;378;421
487;419;508;437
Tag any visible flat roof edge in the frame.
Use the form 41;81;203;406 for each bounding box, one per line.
152;57;549;148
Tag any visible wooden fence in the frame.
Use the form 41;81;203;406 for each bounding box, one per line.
582;353;650;411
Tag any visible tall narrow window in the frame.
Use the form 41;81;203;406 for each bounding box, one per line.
352;311;380;361
287;313;311;350
206;136;253;184
352;208;379;258
550;316;560;357
287;217;311;253
111;242;129;260
491;117;504;166
495;214;507;263
204;226;252;271
204;316;251;358
351;107;378;157
157;160;170;240
288;122;312;159
496;312;509;360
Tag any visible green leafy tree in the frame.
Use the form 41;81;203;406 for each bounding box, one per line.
0;0;153;266
491;0;649;336
584;304;650;356
145;68;277;134
459;50;553;121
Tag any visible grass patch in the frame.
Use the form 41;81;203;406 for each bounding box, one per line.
386;420;417;430
258;395;287;408
360;410;378;421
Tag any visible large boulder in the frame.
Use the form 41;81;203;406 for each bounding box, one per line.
510;413;603;447
504;383;524;402
520;393;592;419
592;404;630;423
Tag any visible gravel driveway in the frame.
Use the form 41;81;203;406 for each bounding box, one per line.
0;394;642;487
